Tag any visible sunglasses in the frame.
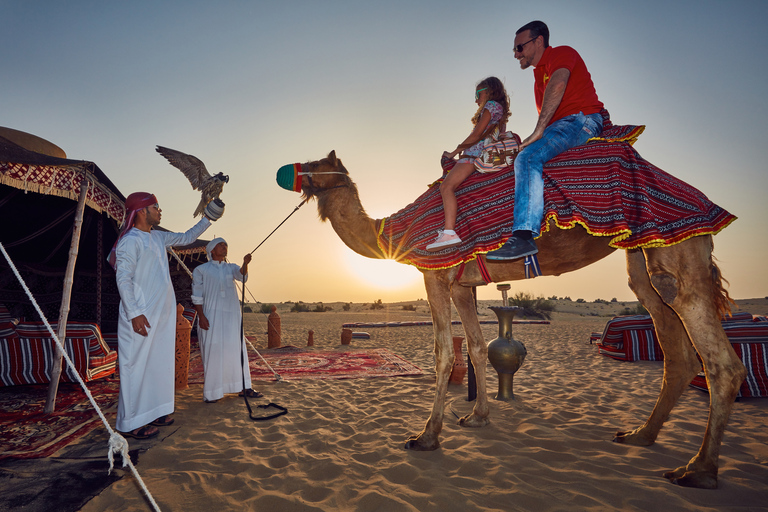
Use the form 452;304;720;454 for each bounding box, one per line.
475;88;488;100
514;36;538;53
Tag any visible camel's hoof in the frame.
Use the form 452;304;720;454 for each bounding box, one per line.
613;429;654;446
663;466;718;489
404;435;440;451
458;414;490;428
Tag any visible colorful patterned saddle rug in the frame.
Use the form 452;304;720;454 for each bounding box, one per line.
376;115;736;271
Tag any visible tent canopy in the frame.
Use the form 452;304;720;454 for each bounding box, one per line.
1;133;207;333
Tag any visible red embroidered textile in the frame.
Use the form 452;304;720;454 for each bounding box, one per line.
187;345;423;382
0;161;125;223
377;124;735;271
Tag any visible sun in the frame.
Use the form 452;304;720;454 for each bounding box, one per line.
343;250;422;290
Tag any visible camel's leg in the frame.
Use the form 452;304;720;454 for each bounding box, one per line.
405;271;454;451
451;285;490;428
615;248;701;446
643;236;746;489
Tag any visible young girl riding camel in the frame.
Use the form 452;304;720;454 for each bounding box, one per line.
427;76;511;251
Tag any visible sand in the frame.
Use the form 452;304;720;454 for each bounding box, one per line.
67;300;768;511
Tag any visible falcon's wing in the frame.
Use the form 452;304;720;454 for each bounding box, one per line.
155;146;212;190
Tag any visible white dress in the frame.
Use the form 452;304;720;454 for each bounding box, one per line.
191;260;252;401
114;218;210;432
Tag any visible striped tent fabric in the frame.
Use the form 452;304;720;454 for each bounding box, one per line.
595;315;662;362
595;311;761;363
181;307;197;328
0;321;117;386
690;323;768;398
0;305;18;325
593;312;768;397
376;113;735;271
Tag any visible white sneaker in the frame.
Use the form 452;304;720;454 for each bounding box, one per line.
426;230;462;252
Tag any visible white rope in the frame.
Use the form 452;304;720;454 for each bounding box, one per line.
0;242;162;512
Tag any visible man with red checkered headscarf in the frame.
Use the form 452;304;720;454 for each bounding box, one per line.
112;192;220;439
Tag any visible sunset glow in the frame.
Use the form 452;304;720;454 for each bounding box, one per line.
2;2;766;304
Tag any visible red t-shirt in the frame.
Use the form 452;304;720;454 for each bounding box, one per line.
534;45;603;125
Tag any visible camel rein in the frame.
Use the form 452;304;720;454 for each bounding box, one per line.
247;170;346;254
247;198;307;255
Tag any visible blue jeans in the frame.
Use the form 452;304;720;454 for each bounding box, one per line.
512;112;603;235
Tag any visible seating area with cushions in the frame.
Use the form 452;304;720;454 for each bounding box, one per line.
592;311;768;398
592;314;662;362
690;320;768;398
0;320;117;387
593;311;757;362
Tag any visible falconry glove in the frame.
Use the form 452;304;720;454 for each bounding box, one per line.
204;198;225;221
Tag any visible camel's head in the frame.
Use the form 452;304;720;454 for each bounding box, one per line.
276;150;352;201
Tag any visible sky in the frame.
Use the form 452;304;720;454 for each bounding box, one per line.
2;0;767;304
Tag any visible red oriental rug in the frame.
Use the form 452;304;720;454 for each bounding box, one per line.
0;344;423;459
0;378;119;460
377;112;736;270
188;345;424;382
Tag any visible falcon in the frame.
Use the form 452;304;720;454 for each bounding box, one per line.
155;145;229;217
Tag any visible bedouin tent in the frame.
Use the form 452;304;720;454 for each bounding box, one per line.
0;127;208;409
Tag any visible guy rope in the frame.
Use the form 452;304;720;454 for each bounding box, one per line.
0;241;162;512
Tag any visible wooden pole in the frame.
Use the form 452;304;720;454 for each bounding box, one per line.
96;213;103;326
44;179;89;413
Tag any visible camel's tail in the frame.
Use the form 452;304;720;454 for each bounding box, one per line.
710;241;735;319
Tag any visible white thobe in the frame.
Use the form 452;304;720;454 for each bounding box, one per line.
114;218;211;432
191;260;251;401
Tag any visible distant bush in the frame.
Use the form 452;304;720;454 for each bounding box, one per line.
562;296;571;301
621;304;648;316
291;302;309;313
313;302;332;312
576;298;586;303
402;304;416;311
342;303;351;311
508;292;555;320
594;298;610;305
370;299;384;310
610;298;618;303
259;303;275;314
242;305;253;313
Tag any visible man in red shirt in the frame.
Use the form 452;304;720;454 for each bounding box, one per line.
487;20;604;260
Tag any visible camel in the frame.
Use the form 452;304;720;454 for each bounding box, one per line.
286;150;746;489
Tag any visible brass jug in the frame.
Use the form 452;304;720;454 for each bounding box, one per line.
487;306;527;400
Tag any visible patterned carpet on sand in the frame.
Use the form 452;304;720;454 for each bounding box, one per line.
0;344;422;459
187;345;424;383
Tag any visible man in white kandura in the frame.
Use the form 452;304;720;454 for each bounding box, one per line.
192;238;261;403
110;192;221;439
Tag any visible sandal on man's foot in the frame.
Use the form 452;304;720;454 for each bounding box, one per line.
150;414;175;427
238;389;263;398
121;425;159;439
204;399;219;403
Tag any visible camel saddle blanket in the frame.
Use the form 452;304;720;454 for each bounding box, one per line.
376;117;736;271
